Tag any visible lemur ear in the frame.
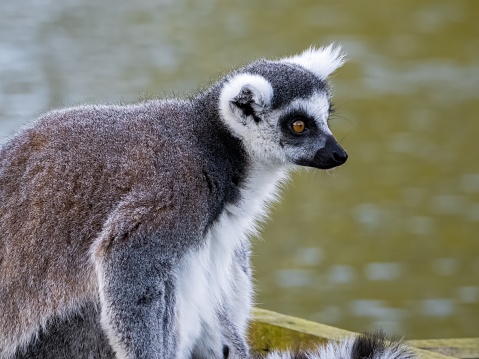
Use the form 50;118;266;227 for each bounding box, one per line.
230;85;266;122
281;44;346;79
219;74;273;124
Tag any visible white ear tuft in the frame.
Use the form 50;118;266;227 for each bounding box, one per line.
281;44;346;79
219;73;273;125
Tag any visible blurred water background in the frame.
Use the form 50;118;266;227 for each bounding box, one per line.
1;0;478;339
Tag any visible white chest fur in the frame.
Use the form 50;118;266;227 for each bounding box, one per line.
175;165;289;357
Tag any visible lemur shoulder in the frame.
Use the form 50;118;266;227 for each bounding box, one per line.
0;45;413;359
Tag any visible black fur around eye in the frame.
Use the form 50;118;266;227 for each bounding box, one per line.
279;111;317;137
288;115;315;136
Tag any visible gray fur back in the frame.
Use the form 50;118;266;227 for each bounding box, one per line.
13;304;114;359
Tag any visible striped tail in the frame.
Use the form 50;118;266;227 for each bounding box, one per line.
260;332;415;359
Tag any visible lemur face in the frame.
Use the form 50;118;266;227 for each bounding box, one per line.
274;91;347;170
219;45;347;170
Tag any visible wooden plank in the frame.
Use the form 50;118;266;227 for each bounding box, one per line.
249;308;458;359
249;307;354;353
408;338;479;359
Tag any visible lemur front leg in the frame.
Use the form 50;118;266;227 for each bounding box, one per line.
92;198;198;359
95;236;178;358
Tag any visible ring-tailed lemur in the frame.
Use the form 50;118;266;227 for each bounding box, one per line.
0;45;413;359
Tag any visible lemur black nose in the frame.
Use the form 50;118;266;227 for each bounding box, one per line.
332;145;348;165
326;136;348;167
294;135;348;169
311;136;348;169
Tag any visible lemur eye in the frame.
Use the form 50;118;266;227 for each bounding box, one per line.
291;120;306;133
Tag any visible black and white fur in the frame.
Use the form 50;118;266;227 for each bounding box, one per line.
261;333;414;359
0;45;411;359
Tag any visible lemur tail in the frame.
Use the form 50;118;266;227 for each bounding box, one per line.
258;332;415;359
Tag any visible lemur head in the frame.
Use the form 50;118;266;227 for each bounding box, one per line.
219;45;347;170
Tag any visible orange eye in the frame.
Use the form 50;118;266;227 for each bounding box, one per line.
291;120;305;133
